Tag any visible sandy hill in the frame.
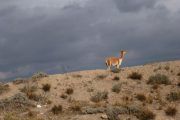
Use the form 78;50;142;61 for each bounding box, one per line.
0;60;180;120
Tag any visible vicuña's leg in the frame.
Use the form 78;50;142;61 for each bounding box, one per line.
117;65;120;69
107;66;111;70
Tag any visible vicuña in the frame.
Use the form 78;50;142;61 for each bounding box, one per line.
105;50;127;70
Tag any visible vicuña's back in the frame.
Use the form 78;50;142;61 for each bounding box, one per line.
105;51;127;70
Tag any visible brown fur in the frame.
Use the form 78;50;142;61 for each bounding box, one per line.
105;50;127;69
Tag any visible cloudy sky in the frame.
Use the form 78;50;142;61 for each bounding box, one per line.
0;0;180;81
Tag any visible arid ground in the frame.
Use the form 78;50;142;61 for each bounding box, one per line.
0;60;179;120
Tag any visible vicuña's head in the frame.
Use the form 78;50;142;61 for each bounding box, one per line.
120;50;127;55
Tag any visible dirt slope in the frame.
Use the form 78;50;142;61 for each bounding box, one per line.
0;60;179;120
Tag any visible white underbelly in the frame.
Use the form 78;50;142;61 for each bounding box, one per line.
112;59;122;66
112;64;117;66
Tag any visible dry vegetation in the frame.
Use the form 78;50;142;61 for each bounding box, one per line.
0;84;10;95
0;60;180;120
147;74;171;85
128;72;142;80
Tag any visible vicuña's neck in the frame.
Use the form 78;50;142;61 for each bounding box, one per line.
119;53;124;59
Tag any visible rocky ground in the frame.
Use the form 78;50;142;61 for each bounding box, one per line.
0;60;179;120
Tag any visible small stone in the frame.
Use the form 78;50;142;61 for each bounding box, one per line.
101;114;108;119
37;105;42;108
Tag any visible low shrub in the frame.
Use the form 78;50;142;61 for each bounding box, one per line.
96;75;107;79
13;78;26;85
128;72;142;80
51;105;63;114
90;91;108;103
177;72;180;76
42;83;51;92
4;113;18;120
166;91;180;101
136;94;146;101
0;84;10;95
151;84;159;90
60;94;68;99
66;88;74;95
72;74;82;78
164;66;170;71
0;93;34;112
113;76;120;81
136;109;155;120
178;82;180;87
147;74;170;85
20;83;38;94
112;83;121;93
32;72;48;81
165;106;177;116
111;68;120;73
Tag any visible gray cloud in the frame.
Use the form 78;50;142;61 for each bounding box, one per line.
113;0;156;12
0;0;180;80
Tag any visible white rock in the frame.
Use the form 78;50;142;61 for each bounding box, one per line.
37;105;42;108
101;114;108;119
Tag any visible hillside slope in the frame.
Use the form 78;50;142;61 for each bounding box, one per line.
0;60;180;120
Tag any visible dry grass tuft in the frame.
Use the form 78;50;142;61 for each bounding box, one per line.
0;93;34;112
13;78;27;85
166;91;180;101
66;88;74;95
136;94;146;102
111;68;121;73
0;84;10;95
60;94;68;99
147;74;171;85
51;105;63;114
27;110;37;118
136;108;155;120
165;106;177;116
72;74;82;78
178;82;180;87
42;83;51;92
112;76;120;81
96;74;107;79
151;84;159;90
90;91;108;103
164;66;170;71
20;82;38;94
128;72;142;80
4;113;18;120
112;83;121;93
177;72;180;76
32;72;48;81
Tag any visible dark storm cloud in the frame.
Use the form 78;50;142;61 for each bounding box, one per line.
113;0;156;12
0;0;180;80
